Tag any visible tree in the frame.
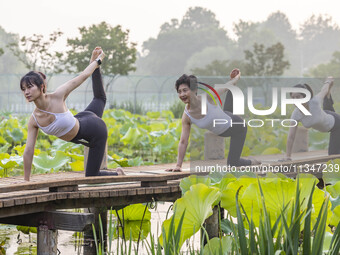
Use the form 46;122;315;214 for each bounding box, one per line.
65;21;137;90
0;26;26;74
7;31;64;76
0;48;3;56
244;43;290;76
307;51;340;77
300;15;340;70
136;7;234;75
233;12;300;75
191;59;246;76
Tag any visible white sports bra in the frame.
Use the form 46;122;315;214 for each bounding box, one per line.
184;101;231;135
32;108;76;137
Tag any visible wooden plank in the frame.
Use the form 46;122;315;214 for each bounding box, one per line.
36;194;57;203
0;211;94;231
141;180;167;187
2;199;14;207
56;193;68;200
49;185;78;192
25;196;37;205
137;188;146;195
0;172;193;193
127;189;137;196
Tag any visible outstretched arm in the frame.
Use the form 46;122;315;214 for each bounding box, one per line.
166;113;191;172
23;116;39;181
54;48;105;100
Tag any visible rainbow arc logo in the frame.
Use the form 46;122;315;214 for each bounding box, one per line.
198;82;222;107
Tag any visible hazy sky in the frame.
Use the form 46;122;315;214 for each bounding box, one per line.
1;0;340;51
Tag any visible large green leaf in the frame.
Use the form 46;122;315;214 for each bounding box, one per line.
159;183;221;249
203;236;233;255
326;181;340;198
6;128;24;143
33;151;70;173
113;204;151;221
330;205;340;226
221;174;330;230
179;175;211;195
120;127;144;146
113;220;151;241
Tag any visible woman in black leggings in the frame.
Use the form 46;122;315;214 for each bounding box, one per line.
166;70;257;172
21;47;124;181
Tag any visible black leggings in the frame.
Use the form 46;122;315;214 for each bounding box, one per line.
323;95;340;155
71;69;118;176
219;90;251;166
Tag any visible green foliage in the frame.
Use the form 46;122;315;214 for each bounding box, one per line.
191;59;246;76
169;100;185;119
7;31;64;75
113;204;151;221
0;25;26;73
137;7;234;75
300;15;340;70
159;183;221;249
308;51;340;77
66;21;137;86
0;48;3;56
16;225;37;235
244;43;290;76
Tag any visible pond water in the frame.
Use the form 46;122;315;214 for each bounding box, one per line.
0;202;200;255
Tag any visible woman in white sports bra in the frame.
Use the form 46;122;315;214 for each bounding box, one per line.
166;70;258;172
20;47;124;181
284;77;340;160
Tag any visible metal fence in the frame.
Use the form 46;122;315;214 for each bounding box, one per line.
0;74;338;114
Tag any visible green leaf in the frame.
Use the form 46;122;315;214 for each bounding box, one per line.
327;181;340;198
146;112;161;119
113;204;151;221
261;147;282;155
33;151;70;173
16;225;37;234
330;205;340;226
69;161;84;171
159;183;220;249
179;175;211;195
120;127;143;146
203;236;233;255
113;220;151;242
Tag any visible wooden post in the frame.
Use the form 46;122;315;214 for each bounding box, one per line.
292;126;309;153
83;207;108;255
203;131;224;242
37;225;58;255
84;142;108;170
204;131;225;160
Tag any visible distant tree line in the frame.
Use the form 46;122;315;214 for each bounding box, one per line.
0;7;339;78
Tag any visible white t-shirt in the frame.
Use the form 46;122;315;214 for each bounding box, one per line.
290;96;335;132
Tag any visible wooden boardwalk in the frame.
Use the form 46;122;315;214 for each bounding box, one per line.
0;149;338;220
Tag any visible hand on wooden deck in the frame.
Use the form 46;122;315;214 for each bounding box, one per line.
165;166;182;172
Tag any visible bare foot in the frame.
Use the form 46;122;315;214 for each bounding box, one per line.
325;76;334;98
116;167;126;176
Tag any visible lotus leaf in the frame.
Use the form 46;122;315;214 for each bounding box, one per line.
113;204;151;221
33;151;70;172
159;183;220;248
203;236;233;255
